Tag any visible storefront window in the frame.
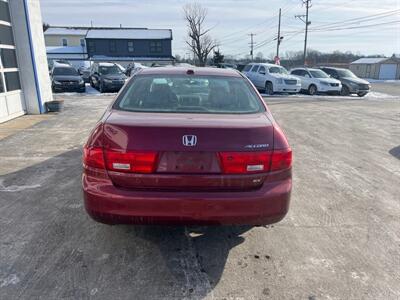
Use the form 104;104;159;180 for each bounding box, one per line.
4;72;21;91
0;1;21;94
0;1;11;23
0;75;4;93
1;48;17;68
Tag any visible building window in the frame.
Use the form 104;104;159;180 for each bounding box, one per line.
127;41;134;53
0;1;11;23
80;39;85;48
0;74;4;93
62;38;68;46
0;3;20;95
88;40;96;53
109;40;117;53
4;71;21;91
1;48;17;68
0;24;14;45
149;41;162;53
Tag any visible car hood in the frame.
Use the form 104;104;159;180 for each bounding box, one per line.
318;77;341;84
341;77;370;85
102;74;126;80
53;75;82;81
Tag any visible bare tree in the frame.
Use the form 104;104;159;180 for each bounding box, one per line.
183;3;216;66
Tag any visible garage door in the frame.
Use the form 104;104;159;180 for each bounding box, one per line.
379;64;397;80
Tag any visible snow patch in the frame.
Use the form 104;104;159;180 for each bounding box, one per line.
0;274;20;287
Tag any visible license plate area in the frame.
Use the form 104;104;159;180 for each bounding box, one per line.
157;151;221;174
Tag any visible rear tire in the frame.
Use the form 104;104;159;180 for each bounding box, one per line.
308;84;317;96
340;85;350;96
265;82;274;95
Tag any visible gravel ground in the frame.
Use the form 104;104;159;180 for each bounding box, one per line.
0;89;399;299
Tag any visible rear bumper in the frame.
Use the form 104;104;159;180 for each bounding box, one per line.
82;172;292;225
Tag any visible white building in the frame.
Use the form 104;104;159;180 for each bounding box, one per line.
0;0;52;123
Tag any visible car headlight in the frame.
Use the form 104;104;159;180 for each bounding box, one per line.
320;81;330;86
54;80;62;85
103;79;112;83
275;78;283;84
79;79;84;85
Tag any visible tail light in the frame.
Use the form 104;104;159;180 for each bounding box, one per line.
219;149;292;174
104;149;158;173
270;149;292;171
83;146;105;169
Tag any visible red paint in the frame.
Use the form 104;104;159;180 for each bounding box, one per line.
82;67;292;225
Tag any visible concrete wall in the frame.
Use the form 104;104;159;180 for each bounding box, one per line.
45;35;85;47
10;0;53;114
86;38;172;58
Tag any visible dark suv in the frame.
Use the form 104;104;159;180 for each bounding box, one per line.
51;64;85;93
89;62;127;93
320;67;371;97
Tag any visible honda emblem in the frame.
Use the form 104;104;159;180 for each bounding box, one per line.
182;135;197;147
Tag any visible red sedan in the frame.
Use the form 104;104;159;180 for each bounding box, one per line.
82;67;292;225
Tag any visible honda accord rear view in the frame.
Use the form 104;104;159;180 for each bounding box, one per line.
82;67;292;225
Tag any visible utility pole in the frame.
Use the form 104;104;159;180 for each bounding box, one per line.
248;33;256;61
276;8;282;58
295;0;312;65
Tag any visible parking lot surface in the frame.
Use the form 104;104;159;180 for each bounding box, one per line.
0;91;399;299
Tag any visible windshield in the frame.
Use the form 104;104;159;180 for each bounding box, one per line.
53;67;79;76
99;65;123;75
115;75;265;114
336;69;357;78
269;66;288;75
309;70;329;78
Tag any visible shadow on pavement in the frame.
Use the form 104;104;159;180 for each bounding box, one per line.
389;145;400;159
0;149;251;299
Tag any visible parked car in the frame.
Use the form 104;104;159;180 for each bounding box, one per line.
78;67;91;84
82;67;292;225
290;67;342;95
243;63;301;95
89;62;128;93
319;67;371;97
51;64;85;93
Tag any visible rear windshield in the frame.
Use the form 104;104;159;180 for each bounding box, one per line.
114;75;265;114
53;67;78;76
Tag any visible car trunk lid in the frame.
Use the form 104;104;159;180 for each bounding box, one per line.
102;110;274;191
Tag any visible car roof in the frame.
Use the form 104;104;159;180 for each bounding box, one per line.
53;64;74;69
138;67;242;77
320;66;346;71
98;62;116;67
291;67;319;71
248;63;283;68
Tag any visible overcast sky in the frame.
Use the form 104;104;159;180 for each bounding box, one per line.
40;0;400;58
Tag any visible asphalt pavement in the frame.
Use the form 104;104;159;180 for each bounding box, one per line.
0;89;399;299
